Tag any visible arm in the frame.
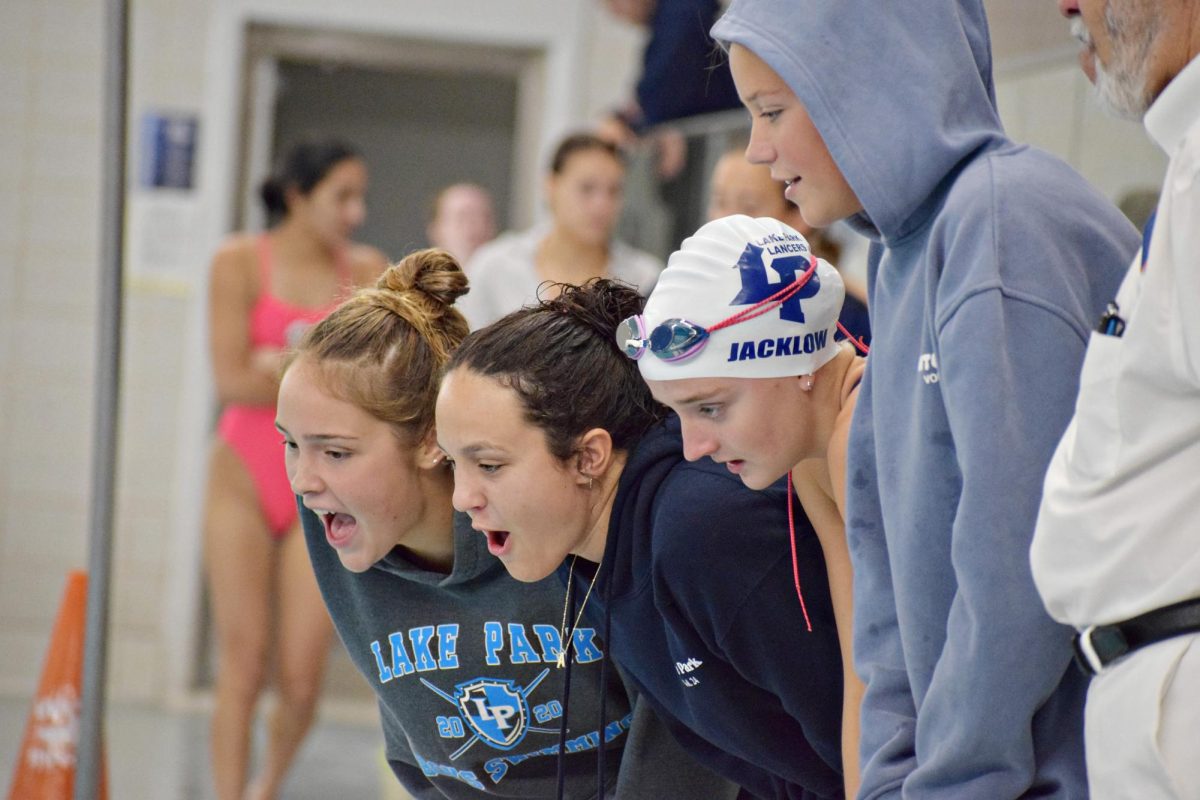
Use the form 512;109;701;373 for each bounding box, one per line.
793;456;863;799
614;685;741;800
208;239;281;407
845;376;916;800
908;292;1088;797
656;468;845;799
1164;140;1200;378
633;0;737;128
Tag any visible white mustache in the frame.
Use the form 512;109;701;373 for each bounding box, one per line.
1070;16;1092;48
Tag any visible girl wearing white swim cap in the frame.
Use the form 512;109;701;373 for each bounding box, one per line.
627;213;867;795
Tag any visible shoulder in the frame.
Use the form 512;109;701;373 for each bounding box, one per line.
465;229;537;275
946;146;1136;250
209;234;259;291
651;460;792;573
930;146;1136;326
346;242;389;286
211;233;258;271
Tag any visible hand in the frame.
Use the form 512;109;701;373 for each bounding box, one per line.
596;113;639;151
651;127;687;181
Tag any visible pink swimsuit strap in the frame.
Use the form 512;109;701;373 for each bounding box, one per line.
250;234;351;349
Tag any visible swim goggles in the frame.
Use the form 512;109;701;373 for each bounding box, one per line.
616;255;818;362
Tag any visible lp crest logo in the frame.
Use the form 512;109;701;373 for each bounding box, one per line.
730;243;820;324
458;680;526;749
422;670;557;759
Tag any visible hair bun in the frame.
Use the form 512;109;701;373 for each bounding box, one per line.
544;278;644;343
377;248;469;308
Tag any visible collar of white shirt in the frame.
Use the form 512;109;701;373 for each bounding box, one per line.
1145;54;1200;155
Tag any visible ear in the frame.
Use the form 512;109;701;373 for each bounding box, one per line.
414;427;447;470
799;374;815;392
573;427;616;484
283;183;305;214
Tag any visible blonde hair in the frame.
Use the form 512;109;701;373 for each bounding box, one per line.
291;248;470;440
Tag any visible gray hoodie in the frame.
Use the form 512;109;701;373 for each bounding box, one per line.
713;1;1138;797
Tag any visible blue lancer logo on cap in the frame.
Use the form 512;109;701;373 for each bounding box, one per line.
731;242;820;323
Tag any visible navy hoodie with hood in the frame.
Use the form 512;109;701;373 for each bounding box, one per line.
713;1;1138;797
567;416;845;799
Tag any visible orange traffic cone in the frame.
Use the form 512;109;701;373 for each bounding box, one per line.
6;570;108;800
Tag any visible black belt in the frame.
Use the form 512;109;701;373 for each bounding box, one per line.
1073;596;1200;676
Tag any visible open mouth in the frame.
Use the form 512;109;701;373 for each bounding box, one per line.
315;510;357;548
725;459;746;475
484;529;512;556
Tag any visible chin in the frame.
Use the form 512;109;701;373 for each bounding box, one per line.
505;558;555;584
337;543;383;574
752;463;796;491
735;469;769;491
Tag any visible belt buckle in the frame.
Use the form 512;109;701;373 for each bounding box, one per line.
1072;624;1130;676
1072;626;1105;675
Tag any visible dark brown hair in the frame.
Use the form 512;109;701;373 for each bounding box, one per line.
445;279;667;461
550;133;624;175
259;138;362;222
292;248;469;441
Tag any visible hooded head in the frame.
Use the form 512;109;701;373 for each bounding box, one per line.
628;215;844;382
712;0;1004;240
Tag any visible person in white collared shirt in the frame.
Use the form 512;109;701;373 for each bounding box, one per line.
1032;2;1200;797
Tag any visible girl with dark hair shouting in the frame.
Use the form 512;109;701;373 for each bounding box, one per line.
437;277;846;799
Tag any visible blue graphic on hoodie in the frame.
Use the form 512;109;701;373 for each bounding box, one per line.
421;670;559;759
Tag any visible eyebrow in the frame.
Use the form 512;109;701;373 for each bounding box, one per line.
672;389;729;406
274;423;358;443
743;89;787;106
677;395;719;406
438;441;507;458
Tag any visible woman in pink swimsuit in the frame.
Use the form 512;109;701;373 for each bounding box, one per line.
204;139;387;800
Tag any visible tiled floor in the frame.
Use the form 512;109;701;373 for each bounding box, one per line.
0;695;390;799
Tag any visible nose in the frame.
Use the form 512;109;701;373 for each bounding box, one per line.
1057;0;1079;17
451;473;484;515
346;196;367;231
288;454;322;497
680;421;719;462
744;123;773;166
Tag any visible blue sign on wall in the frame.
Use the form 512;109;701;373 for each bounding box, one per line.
140;112;199;190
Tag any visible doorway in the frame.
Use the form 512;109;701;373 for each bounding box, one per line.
190;21;541;711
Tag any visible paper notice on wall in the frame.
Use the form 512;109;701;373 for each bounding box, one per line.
128;110;205;292
127;192;205;292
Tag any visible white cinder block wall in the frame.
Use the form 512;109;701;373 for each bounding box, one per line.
0;0;215;700
0;0;1167;706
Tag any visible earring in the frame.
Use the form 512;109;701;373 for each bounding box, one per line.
800;375;815;392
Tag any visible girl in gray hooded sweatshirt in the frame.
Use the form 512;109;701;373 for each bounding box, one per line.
713;0;1138;797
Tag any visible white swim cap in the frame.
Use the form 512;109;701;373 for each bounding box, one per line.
632;215;845;381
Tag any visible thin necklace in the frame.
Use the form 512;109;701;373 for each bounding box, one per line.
558;555;603;669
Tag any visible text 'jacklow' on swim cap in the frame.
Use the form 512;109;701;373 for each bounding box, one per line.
635;214;845;381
